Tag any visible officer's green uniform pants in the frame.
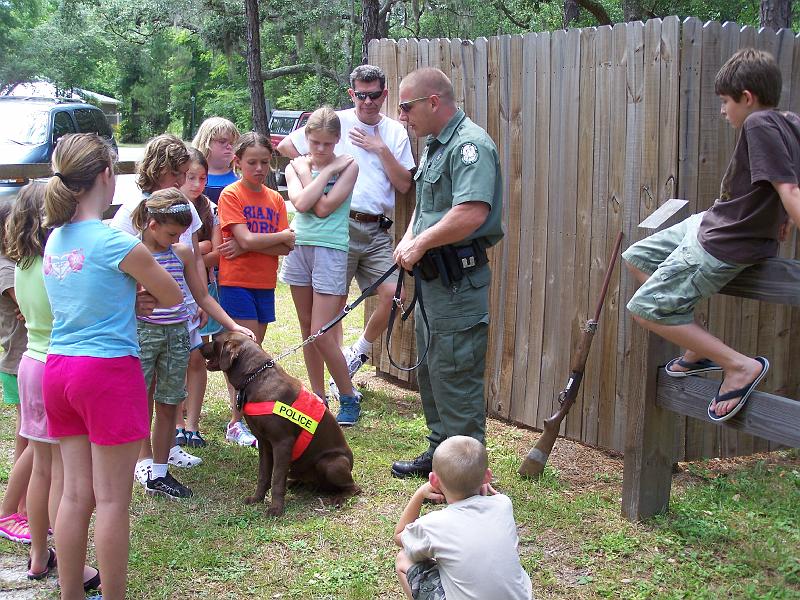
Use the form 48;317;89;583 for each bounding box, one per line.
414;263;491;453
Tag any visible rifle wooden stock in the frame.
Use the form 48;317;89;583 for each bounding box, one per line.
519;231;623;479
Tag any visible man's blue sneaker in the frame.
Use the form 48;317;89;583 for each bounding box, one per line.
336;391;362;426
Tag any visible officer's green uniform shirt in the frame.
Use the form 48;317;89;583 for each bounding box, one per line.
412;109;504;247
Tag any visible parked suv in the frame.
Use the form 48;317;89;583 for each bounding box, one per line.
269;109;312;149
0;97;117;188
269;110;311;187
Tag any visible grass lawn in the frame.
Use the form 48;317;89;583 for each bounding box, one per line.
1;281;798;599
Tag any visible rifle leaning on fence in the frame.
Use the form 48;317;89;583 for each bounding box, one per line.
518;231;624;479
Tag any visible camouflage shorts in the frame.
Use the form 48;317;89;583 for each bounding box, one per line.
407;560;446;600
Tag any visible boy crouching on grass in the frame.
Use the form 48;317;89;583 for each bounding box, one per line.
394;436;532;600
623;48;800;422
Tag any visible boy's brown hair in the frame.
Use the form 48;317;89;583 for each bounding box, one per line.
432;436;488;498
715;48;782;107
137;134;191;193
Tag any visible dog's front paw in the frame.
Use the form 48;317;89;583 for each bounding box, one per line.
266;503;285;517
243;495;264;505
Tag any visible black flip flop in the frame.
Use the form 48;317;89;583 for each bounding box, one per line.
27;547;56;580
708;356;770;422
665;357;723;378
84;567;101;592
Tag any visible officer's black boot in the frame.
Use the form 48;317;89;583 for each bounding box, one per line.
391;451;433;478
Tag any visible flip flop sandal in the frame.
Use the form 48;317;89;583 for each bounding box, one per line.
84;567;101;592
665;357;723;378
168;446;203;468
27;547;57;580
708;356;770;423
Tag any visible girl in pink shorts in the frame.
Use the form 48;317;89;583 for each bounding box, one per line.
6;182;101;587
41;133;183;599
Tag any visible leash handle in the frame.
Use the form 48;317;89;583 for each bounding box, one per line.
386;267;430;372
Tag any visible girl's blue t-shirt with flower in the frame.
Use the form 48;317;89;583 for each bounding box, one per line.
44;220;140;358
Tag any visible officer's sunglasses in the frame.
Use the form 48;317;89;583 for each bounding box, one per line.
398;95;434;113
353;90;384;101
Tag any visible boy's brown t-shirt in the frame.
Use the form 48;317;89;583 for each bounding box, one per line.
698;109;800;264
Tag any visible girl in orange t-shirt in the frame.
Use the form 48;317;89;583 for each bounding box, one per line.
217;132;295;443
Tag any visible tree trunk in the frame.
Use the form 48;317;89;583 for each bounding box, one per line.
362;0;381;64
760;0;792;28
243;0;277;189
244;0;268;135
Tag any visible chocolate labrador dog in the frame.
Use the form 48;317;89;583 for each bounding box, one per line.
201;332;361;516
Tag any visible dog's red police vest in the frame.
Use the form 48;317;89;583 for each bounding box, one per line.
242;387;327;461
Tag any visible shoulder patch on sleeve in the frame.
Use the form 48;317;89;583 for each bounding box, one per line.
460;142;479;165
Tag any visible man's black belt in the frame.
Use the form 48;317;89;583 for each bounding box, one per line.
349;210;381;223
417;239;489;287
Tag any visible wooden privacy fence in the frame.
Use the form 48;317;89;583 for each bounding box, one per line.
366;16;800;460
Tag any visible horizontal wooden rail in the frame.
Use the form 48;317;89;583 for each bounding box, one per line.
720;258;800;306
656;373;800;448
0;161;138;179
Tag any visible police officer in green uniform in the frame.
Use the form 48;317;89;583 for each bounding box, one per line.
391;67;503;478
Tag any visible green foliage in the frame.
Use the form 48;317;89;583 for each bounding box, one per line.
3;0;799;142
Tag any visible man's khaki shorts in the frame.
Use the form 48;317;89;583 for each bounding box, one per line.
346;219;398;292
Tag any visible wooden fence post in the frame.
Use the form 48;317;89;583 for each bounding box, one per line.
621;199;687;521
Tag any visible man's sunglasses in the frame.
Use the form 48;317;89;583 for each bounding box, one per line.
398;95;434;113
353;90;384;101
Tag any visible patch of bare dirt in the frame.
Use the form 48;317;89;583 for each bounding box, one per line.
357;372;799;497
0;552;56;598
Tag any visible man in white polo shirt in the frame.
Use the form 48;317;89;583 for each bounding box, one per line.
278;64;415;406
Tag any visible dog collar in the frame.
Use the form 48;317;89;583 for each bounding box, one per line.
242;387;327;461
235;359;275;410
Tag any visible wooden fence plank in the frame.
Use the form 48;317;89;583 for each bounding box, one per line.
789;32;800;114
657;375;800;448
618;20;646;453
489;34;521;421
449;38;465;120
460;40;476;118
567;26;597;441
484;35;504;412
682;19;721;460
583;25;613;448
0;161;137;179
510;32;539;426
497;34;523;421
605;22;630;451
522;31;551;428
717;20;741;457
473;38;489;131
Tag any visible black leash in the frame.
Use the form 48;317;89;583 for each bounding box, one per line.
235;263;430;409
386;266;430;371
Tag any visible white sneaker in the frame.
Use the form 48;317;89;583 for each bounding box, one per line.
168;445;202;468
134;458;153;486
226;420;257;447
343;345;369;378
